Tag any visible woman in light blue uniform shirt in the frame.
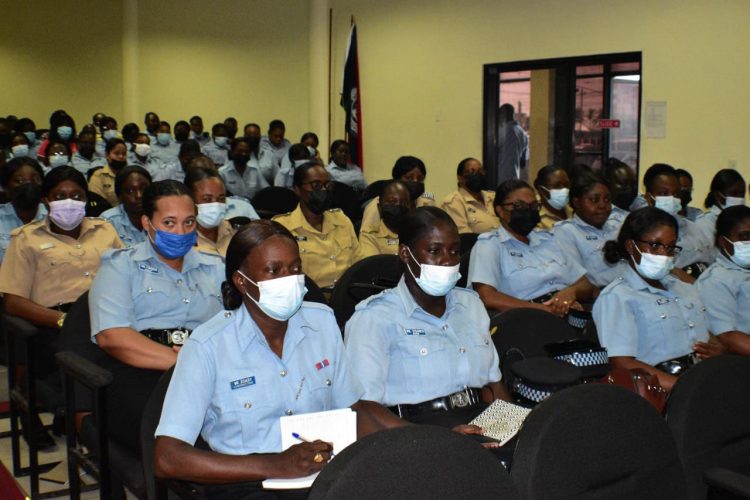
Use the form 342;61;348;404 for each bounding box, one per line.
593;207;721;392
218;137;271;200
468;179;595;317
0;157;46;263
325;140;367;191
100;165;151;247
154;220;405;495
693;169;746;264
345;207;510;428
696;205;750;356
554;173;627;288
89;180;225;454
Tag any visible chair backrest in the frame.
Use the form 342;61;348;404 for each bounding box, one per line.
456;251;471;288
227;216;252;229
331;181;362;223
308;425;518;500
491;308;580;388
250;187;299;217
359;179;389;208
511;384;688;500
329;254;402;329
86;190;112;217
459;232;479;255
140;367;174;500
665;355;750;500
304;275;327;305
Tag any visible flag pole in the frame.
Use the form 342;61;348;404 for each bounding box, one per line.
327;7;332;153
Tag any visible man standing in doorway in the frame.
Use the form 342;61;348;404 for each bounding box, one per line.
495;103;529;183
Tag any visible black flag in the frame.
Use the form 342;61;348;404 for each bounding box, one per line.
341;24;363;168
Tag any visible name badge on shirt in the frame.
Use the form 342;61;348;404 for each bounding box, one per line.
39;242;55;250
404;328;426;336
230;376;256;390
138;263;159;274
295;235;308;242
509;251;524;258
386;238;398;245
656;298;671;305
585;235;599;240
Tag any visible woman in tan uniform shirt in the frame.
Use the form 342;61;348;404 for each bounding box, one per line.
88;138;129;207
441;158;500;234
186;164;236;258
359;180;413;258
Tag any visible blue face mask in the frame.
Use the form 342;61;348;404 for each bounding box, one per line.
148;221;197;259
57;126;73;141
214;136;228;148
156;133;171;146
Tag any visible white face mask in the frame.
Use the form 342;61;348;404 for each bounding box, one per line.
406;246;461;297
238;271;307;321
720;196;746;209
723;236;750;268
196;202;228;229
630;244;674;281
49;154;69;168
103;129;118;140
652;195;681;216
543;187;570;211
134;143;151;158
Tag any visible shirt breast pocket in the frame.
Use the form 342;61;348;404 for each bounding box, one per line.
299;371;333;412
132;274;174;310
212;378;275;452
395;334;448;381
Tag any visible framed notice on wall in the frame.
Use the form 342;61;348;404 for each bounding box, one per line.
645;101;667;139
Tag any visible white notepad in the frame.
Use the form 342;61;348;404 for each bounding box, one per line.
262;408;357;490
469;399;532;446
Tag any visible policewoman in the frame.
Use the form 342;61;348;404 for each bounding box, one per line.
358;180;412;258
345;207;510;427
274;162;360;289
693;168;746;263
185;165;236;257
0;157;47;263
0;166;122;383
154;220;405;496
593;207;718;392
89;180;224;453
100;165;152;247
696;205;750;356
534;165;572;230
467;180;595;316
88;138;129;207
440;158;499;235
218;137;271;200
553;173;627;288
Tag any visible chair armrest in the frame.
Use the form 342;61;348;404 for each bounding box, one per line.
55;351;113;389
704;467;750;498
1;313;44;339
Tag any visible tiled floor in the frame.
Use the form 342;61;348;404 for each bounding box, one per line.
0;366;136;499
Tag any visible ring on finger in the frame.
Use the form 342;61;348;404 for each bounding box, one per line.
313;452;325;463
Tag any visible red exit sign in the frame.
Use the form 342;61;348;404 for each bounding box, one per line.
598;119;621;129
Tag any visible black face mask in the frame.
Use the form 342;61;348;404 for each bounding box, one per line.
11;182;42;213
307;190;334;214
508;208;541;236
245;136;261;151
380;204;409;232
110;159;127;171
234;153;250;166
612;187;637;210
679;190;692;208
465;173;486;193
175;131;189;142
404;181;425;201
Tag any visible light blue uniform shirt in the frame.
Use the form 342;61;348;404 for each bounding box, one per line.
155;302;362;454
344;277;501;406
593;265;709;365
226;196;260;220
150;141;180;164
630;195;648;211
326;161;367;191
467;225;586;300
260;137;291;181
696;253;750;334
275;158;309;188
554;212;627;287
0;203;46;263
89;241;224;341
685;206;703;222
201;140;229;166
218;158;270;200
675;215;714;267
100;204;146;247
132;155;181;182
189;132;211;147
71;153;106;175
693;205;721;263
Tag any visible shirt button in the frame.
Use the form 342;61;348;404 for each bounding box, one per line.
285;409;293;416
224;311;232;318
329;255;335;260
688;323;695;328
442;325;448;331
325;379;332;386
244;402;252;409
176;279;183;285
659;313;667;319
459;347;466;353
76;244;82;249
146;287;153;293
280;370;287;377
419;347;428;356
674;297;680;302
84;271;90;276
183;298;190;304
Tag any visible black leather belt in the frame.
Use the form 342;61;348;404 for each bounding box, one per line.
389;387;482;418
141;328;192;347
655;353;698;376
529;291;560;304
52;302;74;313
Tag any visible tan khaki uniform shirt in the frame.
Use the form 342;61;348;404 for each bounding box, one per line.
440;188;500;234
0;217;124;307
539;204;574;230
194;220;235;258
273;206;360;288
360;192;435;232
359;220;399;259
88;165;118;207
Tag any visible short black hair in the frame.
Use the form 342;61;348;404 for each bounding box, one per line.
534;164;566;188
300;132;319;146
288;143;311;162
141;180;192;219
603;207;679;264
675;168;693;183
570;173;608;200
643;163;677;191
397;206;457;249
392;156;426;179
190;116;203;123
211;123;227;135
456;158;479;176
705;169;746;209
105;138;126;155
179;139;201;156
716;205;750;246
184;164;223;192
268;119;285;132
292;161;324;187
494;179;532;207
114;165;151;197
42;166;87;198
1;157;44;189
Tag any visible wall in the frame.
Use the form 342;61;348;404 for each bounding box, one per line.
327;0;750;203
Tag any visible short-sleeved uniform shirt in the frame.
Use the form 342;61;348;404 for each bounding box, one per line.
325;162;367;191
0;217;123;307
101;204;146;248
358;220;399;258
89;241;224;339
194;220;235;258
0;202;46;263
467;225;586;300
88;165;119;207
440;188;499;235
538;204;573;231
693;206;721;263
132;155;181;183
360;193;435;233
553;211;627;288
593;265;709;365
218;158;270;200
155;302;362;454
71;153;106;175
225;196;260;221
273;206;360;288
696;253;750;334
201;140;230;167
344;277;501;406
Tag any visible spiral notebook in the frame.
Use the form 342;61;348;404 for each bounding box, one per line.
469;399;532;446
262;408;357;490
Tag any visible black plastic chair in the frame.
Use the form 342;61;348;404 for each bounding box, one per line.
511;384;688;499
308;425;518;499
459;232;479;255
250;187;298;219
456;251;471;289
665;355;750;500
86;190;112;217
358;179;389;208
490;308;580;392
331;181;362;223
227;216;252;230
329;255;402;329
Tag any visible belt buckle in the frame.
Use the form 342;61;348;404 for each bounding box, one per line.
449;389;470;409
169;329;190;346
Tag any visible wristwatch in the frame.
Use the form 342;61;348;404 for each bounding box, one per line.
57;313;67;329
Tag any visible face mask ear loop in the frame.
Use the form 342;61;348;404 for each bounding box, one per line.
404;246;421;281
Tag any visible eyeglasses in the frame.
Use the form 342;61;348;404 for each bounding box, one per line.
501;201;541;211
635;239;682;256
302;180;334;191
